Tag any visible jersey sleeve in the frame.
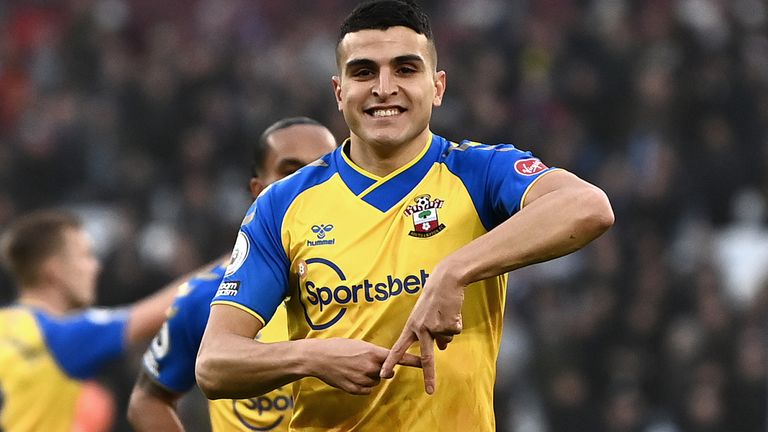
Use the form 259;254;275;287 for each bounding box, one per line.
212;193;290;325
446;141;559;230
486;144;557;215
141;279;213;394
34;308;129;380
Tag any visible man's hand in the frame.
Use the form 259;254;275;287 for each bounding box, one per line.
379;264;465;394
308;338;422;396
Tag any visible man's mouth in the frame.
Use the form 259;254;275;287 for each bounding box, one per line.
365;107;406;117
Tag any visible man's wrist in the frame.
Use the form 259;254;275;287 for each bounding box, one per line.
433;257;473;290
291;339;320;378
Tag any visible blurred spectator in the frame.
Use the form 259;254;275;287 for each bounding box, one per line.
714;188;768;309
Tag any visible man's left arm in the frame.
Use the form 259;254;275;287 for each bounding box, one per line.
441;170;614;281
381;169;614;393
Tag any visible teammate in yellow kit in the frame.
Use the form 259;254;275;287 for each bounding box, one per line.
0;210;183;432
196;1;614;431
127;117;337;431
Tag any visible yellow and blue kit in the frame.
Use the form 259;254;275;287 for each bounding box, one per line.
0;302;127;431
142;264;292;431
213;133;557;431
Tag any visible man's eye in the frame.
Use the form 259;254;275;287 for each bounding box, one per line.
399;67;416;74
353;69;373;77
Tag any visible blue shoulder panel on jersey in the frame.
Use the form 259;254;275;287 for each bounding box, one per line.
214;154;338;322
34;308;128;380
440;137;556;231
147;267;223;393
359;135;443;212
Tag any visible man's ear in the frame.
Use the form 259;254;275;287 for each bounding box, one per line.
39;255;62;285
249;177;265;199
332;76;343;111
433;70;446;107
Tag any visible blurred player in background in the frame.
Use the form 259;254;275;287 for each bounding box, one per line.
196;1;613;431
0;210;185;431
127;117;337;432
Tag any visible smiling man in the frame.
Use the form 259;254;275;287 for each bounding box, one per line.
196;1;614;431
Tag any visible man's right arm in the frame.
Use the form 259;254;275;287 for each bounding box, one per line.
195;304;422;399
198;195;420;399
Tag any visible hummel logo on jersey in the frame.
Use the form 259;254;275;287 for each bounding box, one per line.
307;224;336;246
312;224;333;239
404;194;446;238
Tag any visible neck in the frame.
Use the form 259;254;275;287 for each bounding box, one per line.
18;284;71;315
347;129;431;177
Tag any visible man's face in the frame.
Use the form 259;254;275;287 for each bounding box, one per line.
254;124;337;192
50;227;101;309
332;26;445;149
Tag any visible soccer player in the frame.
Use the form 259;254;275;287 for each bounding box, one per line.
127;117;338;432
196;1;615;431
0;210;186;432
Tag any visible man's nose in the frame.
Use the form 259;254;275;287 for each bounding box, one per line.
372;69;397;97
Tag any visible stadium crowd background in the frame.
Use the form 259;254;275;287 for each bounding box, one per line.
1;0;766;431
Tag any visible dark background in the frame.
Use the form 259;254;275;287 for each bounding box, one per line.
1;1;766;431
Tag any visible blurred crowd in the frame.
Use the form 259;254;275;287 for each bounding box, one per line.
1;0;766;431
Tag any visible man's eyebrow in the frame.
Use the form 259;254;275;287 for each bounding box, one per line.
345;54;425;70
393;54;425;65
345;58;377;70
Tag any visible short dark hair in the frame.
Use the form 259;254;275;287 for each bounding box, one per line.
1;210;81;286
338;0;433;43
337;0;435;66
251;117;324;177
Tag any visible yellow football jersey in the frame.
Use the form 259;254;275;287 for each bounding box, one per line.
213;133;557;431
0;303;126;431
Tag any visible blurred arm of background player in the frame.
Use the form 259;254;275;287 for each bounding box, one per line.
124;275;185;344
2;209;199;348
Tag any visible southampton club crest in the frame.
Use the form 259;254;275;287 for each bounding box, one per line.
404;194;446;238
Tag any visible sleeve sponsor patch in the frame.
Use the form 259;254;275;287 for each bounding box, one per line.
225;231;250;277
514;158;548;176
216;281;241;297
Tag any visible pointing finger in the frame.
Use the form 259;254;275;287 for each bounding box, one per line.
397;352;423;368
380;330;416;379
419;332;436;395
